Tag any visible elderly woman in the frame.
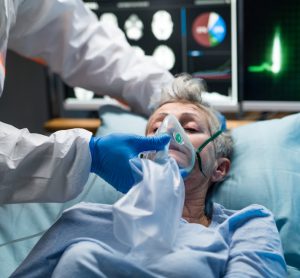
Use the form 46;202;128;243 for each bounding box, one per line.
11;74;287;277
146;74;232;227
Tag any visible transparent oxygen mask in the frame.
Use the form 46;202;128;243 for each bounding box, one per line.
143;114;196;178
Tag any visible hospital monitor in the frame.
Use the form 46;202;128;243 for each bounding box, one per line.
63;0;239;112
239;0;300;111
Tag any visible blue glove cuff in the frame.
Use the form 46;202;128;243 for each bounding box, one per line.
89;136;97;173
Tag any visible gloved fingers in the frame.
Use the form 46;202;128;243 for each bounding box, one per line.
134;134;171;153
89;133;171;194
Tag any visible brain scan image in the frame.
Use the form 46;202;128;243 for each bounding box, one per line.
124;14;144;41
131;46;145;57
152;45;175;70
99;13;119;28
151;10;174;40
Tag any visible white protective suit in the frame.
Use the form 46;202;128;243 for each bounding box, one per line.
0;0;173;204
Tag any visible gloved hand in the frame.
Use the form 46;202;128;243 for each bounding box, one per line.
89;133;171;193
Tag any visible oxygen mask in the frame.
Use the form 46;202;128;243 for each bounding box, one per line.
143;114;196;178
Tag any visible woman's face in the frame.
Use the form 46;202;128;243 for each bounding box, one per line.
147;102;217;181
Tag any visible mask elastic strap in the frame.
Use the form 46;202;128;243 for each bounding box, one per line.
196;129;223;177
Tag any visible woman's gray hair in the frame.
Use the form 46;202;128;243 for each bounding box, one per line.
155;73;233;160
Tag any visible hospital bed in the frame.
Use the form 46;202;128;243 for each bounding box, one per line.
0;105;299;277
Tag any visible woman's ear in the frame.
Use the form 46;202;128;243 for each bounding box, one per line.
211;157;230;183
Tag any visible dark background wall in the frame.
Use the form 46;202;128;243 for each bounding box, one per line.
0;51;50;134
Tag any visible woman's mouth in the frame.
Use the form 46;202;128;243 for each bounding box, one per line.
168;148;189;168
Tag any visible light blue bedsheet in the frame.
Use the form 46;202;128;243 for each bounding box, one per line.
11;203;286;277
0;174;122;277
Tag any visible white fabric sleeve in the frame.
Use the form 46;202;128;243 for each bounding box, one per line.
0;121;92;204
7;0;173;116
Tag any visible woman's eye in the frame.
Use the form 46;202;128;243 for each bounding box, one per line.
148;126;159;134
184;128;198;134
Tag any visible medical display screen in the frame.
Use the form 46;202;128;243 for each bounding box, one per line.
185;4;231;96
68;0;234;104
99;8;182;74
96;2;231;96
241;0;300;101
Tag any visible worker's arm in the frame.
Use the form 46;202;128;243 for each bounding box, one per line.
8;0;173;116
0;121;92;203
0;121;170;204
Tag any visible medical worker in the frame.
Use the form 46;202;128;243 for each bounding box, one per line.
0;0;173;203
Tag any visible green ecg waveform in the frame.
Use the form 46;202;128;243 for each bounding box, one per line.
248;29;282;74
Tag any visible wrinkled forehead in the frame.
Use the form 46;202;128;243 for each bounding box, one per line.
147;102;212;132
152;102;208;118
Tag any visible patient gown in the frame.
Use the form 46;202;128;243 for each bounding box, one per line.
11;158;287;277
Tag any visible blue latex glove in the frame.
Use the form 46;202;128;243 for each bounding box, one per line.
89;133;171;193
